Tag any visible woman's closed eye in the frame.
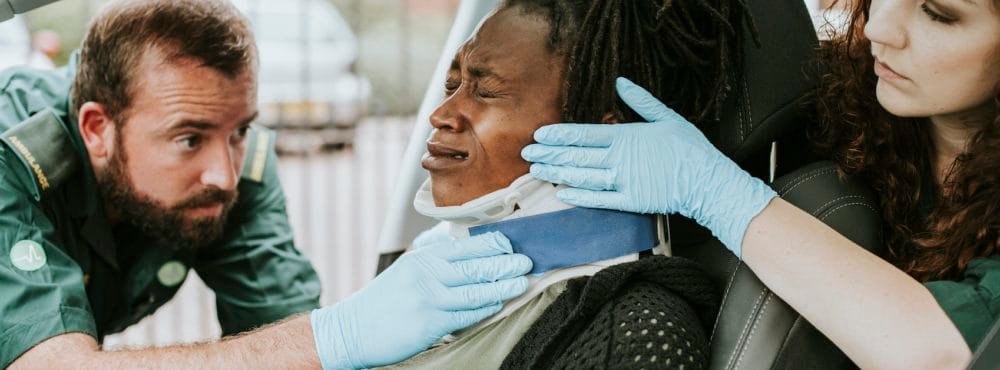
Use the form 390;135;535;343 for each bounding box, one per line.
921;2;957;25
444;78;503;99
445;77;461;96
473;85;502;99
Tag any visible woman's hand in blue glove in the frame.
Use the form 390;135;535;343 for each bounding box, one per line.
311;231;531;369
521;77;777;255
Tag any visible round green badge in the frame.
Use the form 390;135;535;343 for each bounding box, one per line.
10;240;46;271
157;261;188;287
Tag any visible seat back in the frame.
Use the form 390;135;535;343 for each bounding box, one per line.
669;1;883;368
674;162;881;369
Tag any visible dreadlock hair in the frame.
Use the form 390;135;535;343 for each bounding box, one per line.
500;0;757;125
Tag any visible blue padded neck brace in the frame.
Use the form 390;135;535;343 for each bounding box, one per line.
469;207;657;274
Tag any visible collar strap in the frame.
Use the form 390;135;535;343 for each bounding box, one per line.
469;207;657;274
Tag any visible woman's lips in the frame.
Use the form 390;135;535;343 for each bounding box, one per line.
422;142;471;172
874;58;909;82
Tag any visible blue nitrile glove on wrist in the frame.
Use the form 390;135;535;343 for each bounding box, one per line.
521;77;777;255
411;221;451;250
311;231;531;369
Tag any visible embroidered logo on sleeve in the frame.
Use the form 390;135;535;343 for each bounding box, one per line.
10;240;47;271
6;136;50;190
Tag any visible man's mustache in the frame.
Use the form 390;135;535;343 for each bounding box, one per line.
172;188;238;210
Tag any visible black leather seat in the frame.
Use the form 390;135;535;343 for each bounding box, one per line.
668;0;883;368
674;162;881;369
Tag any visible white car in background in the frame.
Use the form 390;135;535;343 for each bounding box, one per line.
233;0;371;150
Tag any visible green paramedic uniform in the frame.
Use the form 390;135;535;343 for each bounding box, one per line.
911;173;1000;350
926;254;1000;349
0;59;321;368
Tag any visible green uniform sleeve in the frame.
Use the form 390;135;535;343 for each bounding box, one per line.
0;148;96;368
194;128;321;336
925;254;1000;349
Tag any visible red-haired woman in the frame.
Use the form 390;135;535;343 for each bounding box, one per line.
522;0;999;368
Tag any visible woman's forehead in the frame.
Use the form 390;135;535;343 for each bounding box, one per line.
454;7;556;77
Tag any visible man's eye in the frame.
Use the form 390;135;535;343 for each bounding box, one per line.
177;135;202;149
236;125;250;138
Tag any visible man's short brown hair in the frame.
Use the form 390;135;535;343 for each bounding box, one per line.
71;0;256;122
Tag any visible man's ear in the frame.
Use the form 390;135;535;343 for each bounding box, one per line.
77;102;117;164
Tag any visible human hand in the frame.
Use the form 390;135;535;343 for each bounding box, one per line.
411;221;451;250
310;231;531;369
521;77;776;254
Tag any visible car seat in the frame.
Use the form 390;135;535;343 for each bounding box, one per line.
375;0;882;368
667;0;881;368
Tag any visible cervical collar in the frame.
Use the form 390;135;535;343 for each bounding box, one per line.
413;174;666;334
413;174;552;224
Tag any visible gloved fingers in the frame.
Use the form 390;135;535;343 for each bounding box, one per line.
521;144;611;169
443;303;504;332
556;188;630;211
530;164;615;191
442;253;533;286
438;276;530;310
424;231;514;261
616;77;687;124
533;123;615;147
411;221;452;250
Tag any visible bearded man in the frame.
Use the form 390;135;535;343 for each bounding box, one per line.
0;1;531;368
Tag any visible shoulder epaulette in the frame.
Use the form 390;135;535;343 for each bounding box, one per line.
240;124;275;184
0;109;79;200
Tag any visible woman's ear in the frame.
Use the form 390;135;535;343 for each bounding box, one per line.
77;102;117;164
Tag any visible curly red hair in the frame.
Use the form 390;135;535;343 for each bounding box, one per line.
813;0;1000;281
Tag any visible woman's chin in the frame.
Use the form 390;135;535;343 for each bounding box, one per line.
875;82;929;118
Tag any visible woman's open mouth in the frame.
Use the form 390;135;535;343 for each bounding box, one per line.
422;142;471;172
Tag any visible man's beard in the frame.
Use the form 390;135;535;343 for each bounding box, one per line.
95;140;238;249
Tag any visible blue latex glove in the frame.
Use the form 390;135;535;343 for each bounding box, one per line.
311;231;531;369
410;221;451;250
521;77;777;255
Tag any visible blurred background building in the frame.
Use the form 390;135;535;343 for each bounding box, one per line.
0;0;850;348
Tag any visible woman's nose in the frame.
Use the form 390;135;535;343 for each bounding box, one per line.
429;95;468;132
864;0;908;50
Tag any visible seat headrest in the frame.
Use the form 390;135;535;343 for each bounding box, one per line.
706;0;819;164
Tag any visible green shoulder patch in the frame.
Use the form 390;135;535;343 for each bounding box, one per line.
0;109;79;200
240;124;275;183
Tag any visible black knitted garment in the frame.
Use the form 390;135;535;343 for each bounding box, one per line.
500;256;719;370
